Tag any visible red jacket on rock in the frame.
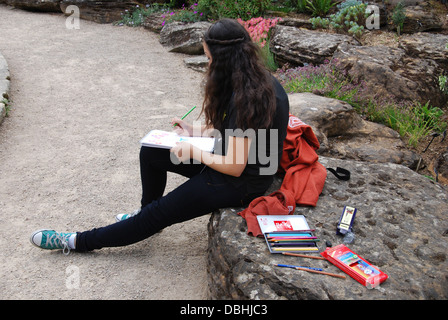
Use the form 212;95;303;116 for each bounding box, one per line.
238;113;327;237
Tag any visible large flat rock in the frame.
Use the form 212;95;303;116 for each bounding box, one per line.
207;156;448;300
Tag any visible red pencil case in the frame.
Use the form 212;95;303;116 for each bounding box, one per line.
321;244;388;289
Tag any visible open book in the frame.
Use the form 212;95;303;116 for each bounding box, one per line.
140;130;215;152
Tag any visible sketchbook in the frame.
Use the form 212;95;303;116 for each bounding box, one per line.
256;215;320;253
140;130;215;152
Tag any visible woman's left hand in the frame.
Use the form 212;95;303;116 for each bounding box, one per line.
170;141;194;163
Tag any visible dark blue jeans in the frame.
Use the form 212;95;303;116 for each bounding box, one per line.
75;147;260;252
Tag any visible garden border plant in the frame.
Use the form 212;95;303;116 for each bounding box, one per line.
237;17;282;71
310;0;369;38
196;0;271;21
278;59;447;148
114;3;171;27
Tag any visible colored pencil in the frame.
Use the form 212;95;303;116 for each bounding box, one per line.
275;264;323;272
267;230;315;233
282;252;326;260
266;232;313;237
294;266;346;279
269;239;320;242
267;235;314;238
271;242;317;247
272;247;319;252
173;106;196;127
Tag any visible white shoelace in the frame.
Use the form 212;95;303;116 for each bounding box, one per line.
45;232;71;255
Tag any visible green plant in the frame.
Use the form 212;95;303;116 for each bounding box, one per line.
310;0;368;38
329;1;368;33
267;0;295;14
237;17;282;71
278;59;368;109
338;0;362;10
347;23;364;38
310;16;330;28
367;101;447;147
115;4;168;27
197;0;270;20
392;1;406;35
306;0;336;17
414;101;446;132
286;0;309;13
1;98;11;116
439;74;448;95
279;60;448;148
260;43;279;72
296;0;309;13
166;3;205;23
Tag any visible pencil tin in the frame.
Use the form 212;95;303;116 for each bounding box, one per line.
337;206;357;235
321;244;388;289
256;215;319;253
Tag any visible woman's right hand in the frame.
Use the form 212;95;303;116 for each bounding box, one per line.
171;117;193;136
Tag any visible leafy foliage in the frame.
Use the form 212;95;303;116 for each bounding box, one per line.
196;0;270;20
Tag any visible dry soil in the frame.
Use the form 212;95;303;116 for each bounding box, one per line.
0;5;210;300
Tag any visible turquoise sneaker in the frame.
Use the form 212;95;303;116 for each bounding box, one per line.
30;229;75;255
115;208;141;222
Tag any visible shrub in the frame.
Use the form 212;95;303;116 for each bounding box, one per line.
296;0;309;13
369;101;447;147
165;3;205;23
392;1;406;35
310;16;330;29
310;0;368;38
115;4;168;27
197;0;270;20
278;59;368;109
306;0;336;17
439;74;448;95
237;17;282;71
237;17;281;48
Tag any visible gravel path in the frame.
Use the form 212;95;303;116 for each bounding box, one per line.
0;5;209;299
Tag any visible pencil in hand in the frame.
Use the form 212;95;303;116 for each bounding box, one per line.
173;106;196;127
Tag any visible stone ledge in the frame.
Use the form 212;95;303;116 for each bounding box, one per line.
207;156;448;300
0;50;10;124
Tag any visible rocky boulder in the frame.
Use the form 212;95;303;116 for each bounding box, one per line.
398;32;448;71
0;51;10;124
207;156;448;299
382;1;448;34
4;0;61;12
142;11;165;33
184;55;209;73
267;19;448;108
277;16;313;29
206;92;446;299
333;41;448;108
398;4;445;33
270;25;360;67
430;149;448;185
159;21;212;55
287;93;420;169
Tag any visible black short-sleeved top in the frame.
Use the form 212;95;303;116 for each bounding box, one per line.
214;76;290;195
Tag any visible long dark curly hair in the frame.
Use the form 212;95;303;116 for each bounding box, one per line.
202;19;276;132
